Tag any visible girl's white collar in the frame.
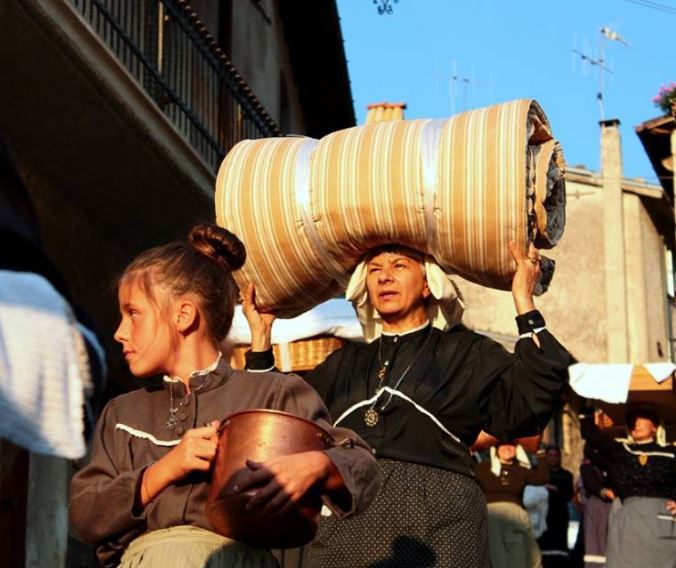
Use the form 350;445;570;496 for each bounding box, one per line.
163;352;222;383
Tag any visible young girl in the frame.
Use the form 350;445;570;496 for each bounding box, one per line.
69;224;379;568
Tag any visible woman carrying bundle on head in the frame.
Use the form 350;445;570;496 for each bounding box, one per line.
474;441;549;568
69;224;380;568
580;404;676;568
245;240;573;568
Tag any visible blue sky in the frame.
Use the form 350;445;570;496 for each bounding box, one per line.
336;0;674;183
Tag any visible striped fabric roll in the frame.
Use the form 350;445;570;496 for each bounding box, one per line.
215;136;345;317
215;99;566;317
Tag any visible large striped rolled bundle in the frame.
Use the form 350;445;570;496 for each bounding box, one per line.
216;99;565;318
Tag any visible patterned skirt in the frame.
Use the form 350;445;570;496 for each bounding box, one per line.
303;458;489;568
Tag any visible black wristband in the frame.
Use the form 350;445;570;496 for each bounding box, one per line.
245;348;275;371
515;310;546;335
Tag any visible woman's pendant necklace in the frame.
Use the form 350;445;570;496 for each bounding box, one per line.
363;327;433;428
364;407;380;427
364;362;389;427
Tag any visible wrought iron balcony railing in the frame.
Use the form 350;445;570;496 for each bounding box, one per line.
70;0;281;171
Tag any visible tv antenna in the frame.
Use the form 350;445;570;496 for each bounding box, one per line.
435;60;490;115
573;27;629;120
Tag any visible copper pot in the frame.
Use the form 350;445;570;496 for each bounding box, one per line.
206;409;335;549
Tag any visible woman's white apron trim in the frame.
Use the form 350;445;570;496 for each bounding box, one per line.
333;387;463;445
116;423;181;446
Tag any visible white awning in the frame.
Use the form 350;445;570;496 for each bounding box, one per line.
569;362;675;403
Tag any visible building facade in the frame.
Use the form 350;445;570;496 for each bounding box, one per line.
0;1;353;566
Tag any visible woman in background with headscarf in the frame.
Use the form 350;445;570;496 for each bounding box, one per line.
474;442;548;568
245;241;572;567
580;405;676;568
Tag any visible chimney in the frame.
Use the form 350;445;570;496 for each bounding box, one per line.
365;102;406;124
600;119;629;362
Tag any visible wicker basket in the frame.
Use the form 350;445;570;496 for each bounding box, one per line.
231;335;345;372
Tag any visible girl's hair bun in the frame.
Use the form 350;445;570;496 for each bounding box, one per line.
189;223;246;271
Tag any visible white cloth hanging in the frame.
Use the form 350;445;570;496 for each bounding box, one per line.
0;270;89;458
568;362;676;404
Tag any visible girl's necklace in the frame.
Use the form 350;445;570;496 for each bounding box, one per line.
364;327;433;428
166;375;209;431
165;354;221;431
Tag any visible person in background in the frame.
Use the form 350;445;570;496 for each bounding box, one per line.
580;404;676;568
524;482;550;541
577;448;615;568
0;137;107;432
0;135;107;568
474;442;549;568
537;445;574;567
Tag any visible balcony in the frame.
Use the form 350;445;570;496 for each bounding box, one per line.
69;0;281;171
0;0;281;256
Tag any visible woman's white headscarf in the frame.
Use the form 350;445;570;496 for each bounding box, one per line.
619;425;668;446
490;444;532;477
345;254;465;343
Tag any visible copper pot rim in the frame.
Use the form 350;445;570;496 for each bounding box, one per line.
217;408;335;441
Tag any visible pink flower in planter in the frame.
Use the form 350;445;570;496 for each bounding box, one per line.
654;83;676;115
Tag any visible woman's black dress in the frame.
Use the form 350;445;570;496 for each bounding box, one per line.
248;311;572;567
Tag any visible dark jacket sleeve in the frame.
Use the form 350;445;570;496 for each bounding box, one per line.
246;344;349;404
69;399;148;547
475;312;573;440
580;413;619;460
580;463;606;498
245;348;276;372
525;453;550;485
268;373;381;519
